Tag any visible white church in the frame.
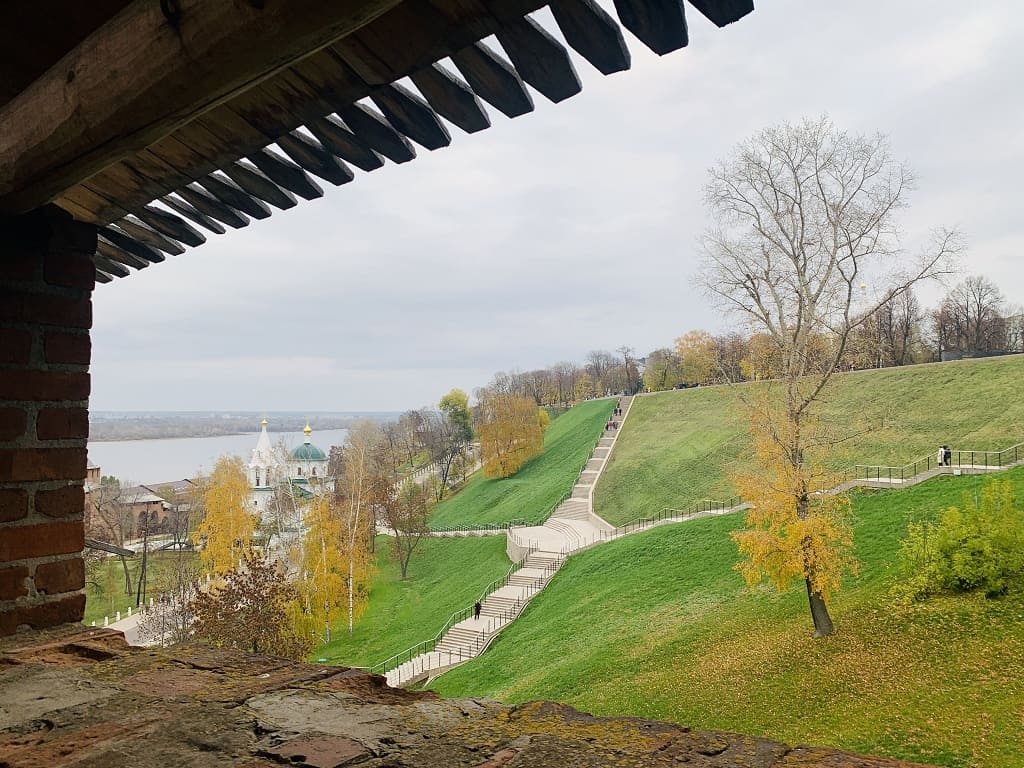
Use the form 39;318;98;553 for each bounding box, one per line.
247;420;331;520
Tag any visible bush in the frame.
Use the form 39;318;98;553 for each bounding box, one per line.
892;478;1024;603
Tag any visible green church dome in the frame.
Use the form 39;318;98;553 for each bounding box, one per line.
291;442;327;461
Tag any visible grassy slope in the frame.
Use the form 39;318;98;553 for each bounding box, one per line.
315;535;510;667
432;468;1024;768
430;398;615;528
596;355;1024;526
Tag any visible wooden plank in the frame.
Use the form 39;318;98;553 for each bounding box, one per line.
84;156;181;223
451;41;533;118
410;64;490;134
613;0;688;55
92;252;132;278
55;185;129;225
175;186;250;229
0;0;406;213
115;216;186;255
197;174;274;219
687;0;753;27
98;225;166;263
370;83;452;150
306;116;384;172
549;0;631;75
496;16;581;103
221;161;298;210
134;206;207;247
248;148;324;200
276;133;355;186
336;103;416;164
97;240;151;270
93;269;114;284
160;195;228;234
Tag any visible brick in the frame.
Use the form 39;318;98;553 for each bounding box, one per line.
0;370;90;401
0;291;91;329
0;447;86;483
0;328;32;364
0;566;29;600
34;557;85;595
37;407;90;440
0;488;28;522
44;331;91;365
44;248;97;290
0;519;83;561
0;255;37;282
0;593;85;636
0;408;27;441
35;484;84;519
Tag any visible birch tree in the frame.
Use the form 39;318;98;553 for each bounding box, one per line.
194;455;257;575
332;422;377;636
700;116;960;636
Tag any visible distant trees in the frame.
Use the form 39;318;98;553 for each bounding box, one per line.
384;480;433;579
674;330;718;386
933;275;1023;359
194;455;257;574
642;348;683;392
700;116;959;636
476;390;549;478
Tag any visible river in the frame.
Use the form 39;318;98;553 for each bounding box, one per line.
86;428;349;485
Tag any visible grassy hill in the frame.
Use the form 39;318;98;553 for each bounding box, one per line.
429;397;615;528
596;355;1024;526
315;535;510;667
431;467;1024;768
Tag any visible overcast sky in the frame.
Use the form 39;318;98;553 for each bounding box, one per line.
90;0;1024;412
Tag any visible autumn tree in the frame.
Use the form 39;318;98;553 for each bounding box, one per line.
293;495;346;643
189;548;311;659
194;455;257;575
674;330;718;386
384;479;433;579
476;390;548;478
642;348;683;391
574;371;596;401
701;116;959;636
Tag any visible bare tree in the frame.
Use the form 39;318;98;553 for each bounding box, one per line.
933;275;1009;358
701;116;960;637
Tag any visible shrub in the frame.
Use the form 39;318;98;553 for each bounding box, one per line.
892;478;1024;603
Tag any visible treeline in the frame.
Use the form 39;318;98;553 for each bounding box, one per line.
89;413;366;441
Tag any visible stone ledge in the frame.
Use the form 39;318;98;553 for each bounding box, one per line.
0;626;936;768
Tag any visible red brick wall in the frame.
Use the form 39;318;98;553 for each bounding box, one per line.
0;206;95;636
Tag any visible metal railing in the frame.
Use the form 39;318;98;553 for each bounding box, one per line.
833;440;1024;487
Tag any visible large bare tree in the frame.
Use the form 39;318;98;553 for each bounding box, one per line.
701;116;960;636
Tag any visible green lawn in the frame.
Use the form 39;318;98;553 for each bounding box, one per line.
431;467;1024;767
315;535;511;667
84;550;196;625
429;398;615;528
596;355;1024;526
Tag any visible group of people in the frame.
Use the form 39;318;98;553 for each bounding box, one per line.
936;444;953;466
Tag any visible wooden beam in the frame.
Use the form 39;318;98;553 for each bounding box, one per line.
276;133;356;186
92;252;132;279
451;42;534;118
160;195;228;234
0;0;406;214
175;186;250;229
550;0;631;75
248;148;325;200
687;0;754;27
221;161;299;210
306;116;385;172
410;64;491;134
134;206;207;247
371;83;452;150
115;217;186;256
97;239;153;272
98;226;166;263
496;16;582;103
336;103;416;164
197;174;274;220
613;0;689;55
93;269;114;284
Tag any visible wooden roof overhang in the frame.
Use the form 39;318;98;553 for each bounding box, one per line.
0;0;753;283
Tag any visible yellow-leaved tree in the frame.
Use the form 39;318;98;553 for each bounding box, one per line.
293;495;346;644
674;329;718;386
194;455;257;574
731;403;858;626
476;391;548;478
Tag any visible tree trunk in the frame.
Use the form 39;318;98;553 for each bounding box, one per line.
805;578;835;637
120;554;133;595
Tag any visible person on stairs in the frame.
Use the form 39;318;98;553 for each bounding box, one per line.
474;601;482;620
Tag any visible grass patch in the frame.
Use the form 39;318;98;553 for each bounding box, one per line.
430;398;615;528
84;551;197;626
596;355;1024;526
431;468;1024;768
315;535;511;667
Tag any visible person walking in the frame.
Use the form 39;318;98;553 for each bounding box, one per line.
937;445;945;467
474;601;482;620
944;445;952;467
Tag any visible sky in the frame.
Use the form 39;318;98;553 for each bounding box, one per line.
89;0;1024;412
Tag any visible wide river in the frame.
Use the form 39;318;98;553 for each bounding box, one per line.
86;428;349;485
